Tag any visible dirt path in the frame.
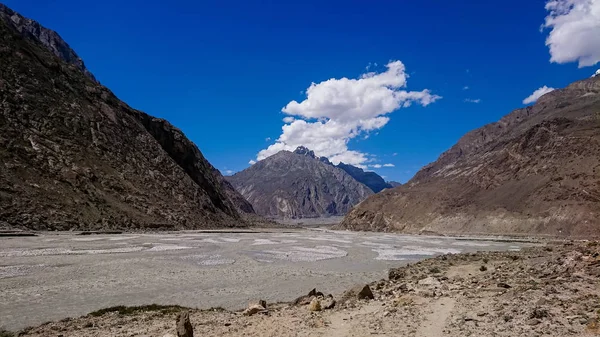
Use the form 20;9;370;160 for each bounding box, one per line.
416;297;455;337
322;302;381;337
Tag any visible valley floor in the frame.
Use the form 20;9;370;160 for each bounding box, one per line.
11;240;600;337
0;229;535;331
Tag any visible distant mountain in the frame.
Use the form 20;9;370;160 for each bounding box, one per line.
387;181;402;188
0;4;254;230
227;147;373;218
340;76;600;238
336;163;392;193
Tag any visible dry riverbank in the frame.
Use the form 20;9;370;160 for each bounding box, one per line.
7;240;600;337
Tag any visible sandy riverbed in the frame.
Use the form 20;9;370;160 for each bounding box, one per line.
0;229;536;331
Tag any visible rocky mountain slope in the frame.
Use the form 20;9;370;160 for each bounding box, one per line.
0;4;253;230
227;147;373;218
337;163;392;193
341;76;600;237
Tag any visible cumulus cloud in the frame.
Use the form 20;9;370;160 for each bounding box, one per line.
464;98;481;103
254;61;441;167
543;0;600;67
523;86;555;104
248;159;256;165
370;164;383;169
383;163;395;167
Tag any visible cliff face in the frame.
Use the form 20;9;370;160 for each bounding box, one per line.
340;76;600;238
227;148;373;218
0;4;252;230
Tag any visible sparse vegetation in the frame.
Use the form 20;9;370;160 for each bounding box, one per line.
0;329;14;337
429;267;441;274
87;304;187;317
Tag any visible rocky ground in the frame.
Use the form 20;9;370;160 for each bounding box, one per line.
5;240;599;337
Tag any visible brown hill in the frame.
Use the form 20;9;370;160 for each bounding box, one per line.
340;76;600;237
227;147;373;218
0;4;253;230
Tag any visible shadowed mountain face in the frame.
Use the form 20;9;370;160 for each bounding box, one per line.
0;4;253;230
341;76;600;238
337;163;392;193
227;147;373;219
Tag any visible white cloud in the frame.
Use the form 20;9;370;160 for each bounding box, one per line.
383;163;395;167
224;169;234;175
523;86;555;104
464;98;481;103
463;86;470;90
370;164;382;169
593;69;600;77
543;0;600;67
248;159;256;165
265;137;271;141
392;152;398;156
254;61;441;167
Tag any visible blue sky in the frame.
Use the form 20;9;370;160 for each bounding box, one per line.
4;0;599;182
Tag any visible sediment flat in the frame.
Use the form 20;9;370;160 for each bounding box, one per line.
0;229;535;331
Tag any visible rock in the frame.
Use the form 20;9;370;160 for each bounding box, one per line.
418;277;441;287
242;304;266;316
308;298;321;311
389;268;406;281
530;307;548;319
293;288;323;305
322;295;336;310
497;282;511;289
342;284;374;301
175;311;193;337
163;334;176;337
249;299;267;309
398;283;409;292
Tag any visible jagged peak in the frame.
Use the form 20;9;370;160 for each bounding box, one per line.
0;3;97;82
293;146;316;158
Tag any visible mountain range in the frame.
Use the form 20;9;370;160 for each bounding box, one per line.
1;3;599;237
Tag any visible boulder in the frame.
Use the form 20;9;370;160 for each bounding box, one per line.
342;284;374;301
176;311;193;337
242;301;267;316
293;288;324;305
322;295;336;310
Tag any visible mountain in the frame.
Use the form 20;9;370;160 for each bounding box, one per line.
227;147;373;218
0;4;254;230
387;181;402;188
337;163;392;193
341;76;600;238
